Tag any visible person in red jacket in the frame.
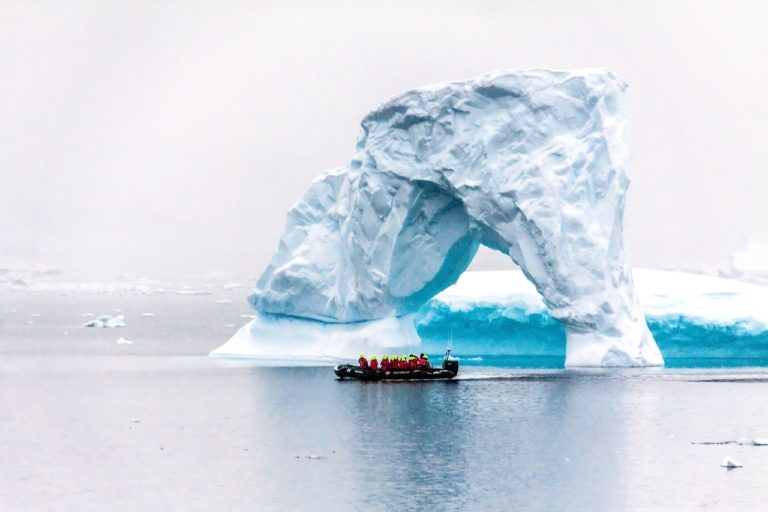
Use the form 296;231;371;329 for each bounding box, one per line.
358;354;368;369
380;355;390;372
369;356;378;371
417;353;427;369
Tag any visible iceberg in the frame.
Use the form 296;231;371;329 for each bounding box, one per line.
220;69;663;367
214;269;768;366
415;269;768;366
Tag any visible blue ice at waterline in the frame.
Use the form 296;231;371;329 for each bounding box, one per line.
213;269;768;368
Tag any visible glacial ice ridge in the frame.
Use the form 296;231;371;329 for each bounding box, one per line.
214;269;768;367
239;69;663;367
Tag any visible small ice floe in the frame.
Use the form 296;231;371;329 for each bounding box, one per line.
85;315;125;328
176;289;212;296
225;323;235;328
30;313;41;318
116;337;133;345
141;312;155;317
303;454;326;460
112;308;121;313
737;437;768;446
81;312;95;317
240;314;256;319
721;456;742;469
223;282;247;290
213;299;233;304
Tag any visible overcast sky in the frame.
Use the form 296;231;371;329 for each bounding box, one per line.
1;0;766;280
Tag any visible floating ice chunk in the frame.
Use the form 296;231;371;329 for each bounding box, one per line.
116;337;133;345
736;437;752;445
141;312;155;317
176;289;212;296
223;282;247;290
212;314;419;360
85;315;125;328
239;314;256;319
720;456;742;468
81;313;95;317
214;299;233;304
752;438;768;446
112;308;121;313
730;240;768;285
30;313;41;318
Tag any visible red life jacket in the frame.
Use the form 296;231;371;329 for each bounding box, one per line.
381;359;390;371
418;357;427;368
358;357;368;369
370;359;378;371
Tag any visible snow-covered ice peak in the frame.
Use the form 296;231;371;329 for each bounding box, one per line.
248;69;662;367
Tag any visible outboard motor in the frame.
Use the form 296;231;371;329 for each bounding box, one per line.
441;348;459;376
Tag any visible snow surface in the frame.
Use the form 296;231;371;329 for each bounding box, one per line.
248;69;661;367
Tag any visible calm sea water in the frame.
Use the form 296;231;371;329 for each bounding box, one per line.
2;291;768;511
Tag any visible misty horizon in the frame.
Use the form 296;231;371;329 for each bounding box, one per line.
2;1;766;281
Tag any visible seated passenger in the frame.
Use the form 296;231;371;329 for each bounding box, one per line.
381;355;390;371
400;355;408;369
370;356;378;371
408;354;417;370
418;353;427;369
358;354;368;369
422;354;430;369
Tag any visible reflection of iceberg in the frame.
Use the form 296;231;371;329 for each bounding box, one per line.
217;69;664;367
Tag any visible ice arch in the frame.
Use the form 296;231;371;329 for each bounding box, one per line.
222;69;663;367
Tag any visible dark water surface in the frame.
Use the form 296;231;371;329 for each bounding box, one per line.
2;292;768;511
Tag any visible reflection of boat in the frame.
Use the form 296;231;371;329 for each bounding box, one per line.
334;349;459;381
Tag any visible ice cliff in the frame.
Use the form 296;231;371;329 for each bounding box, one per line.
223;69;663;367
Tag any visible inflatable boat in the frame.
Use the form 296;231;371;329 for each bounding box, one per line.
334;350;459;381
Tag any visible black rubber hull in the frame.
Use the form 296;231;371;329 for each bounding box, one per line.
334;364;457;381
